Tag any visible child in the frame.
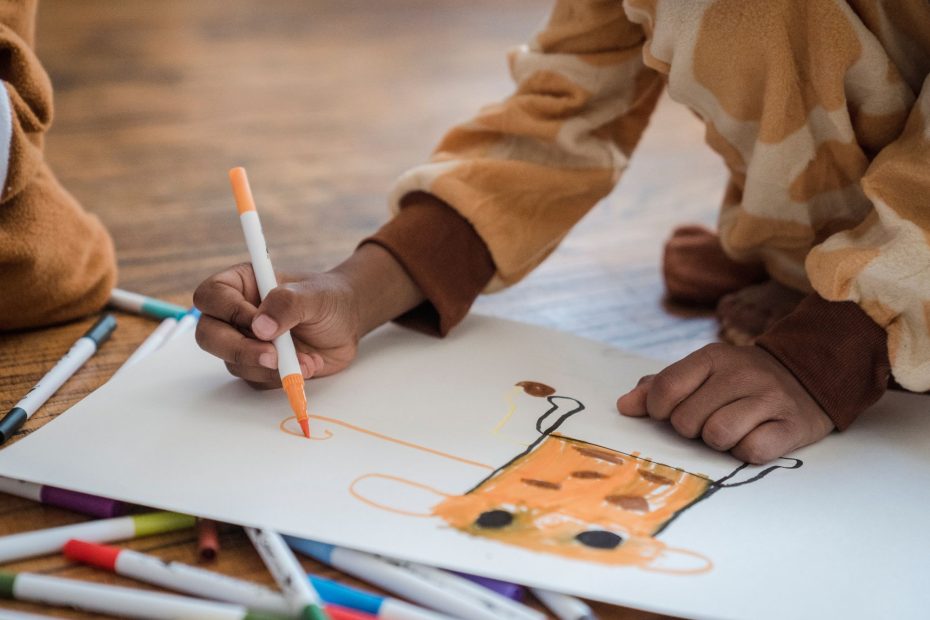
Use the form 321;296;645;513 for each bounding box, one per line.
0;0;117;330
194;0;930;464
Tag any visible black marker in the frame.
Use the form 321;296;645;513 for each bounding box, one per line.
0;314;117;444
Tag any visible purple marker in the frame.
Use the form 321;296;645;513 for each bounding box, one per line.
0;476;125;518
453;572;525;601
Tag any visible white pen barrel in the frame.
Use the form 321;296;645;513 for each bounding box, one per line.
381;599;455;620
13;573;248;620
0;478;42;502
15;338;96;415
0;518;135;563
239;210;303;379
335;549;501;620
404;563;544;620
240;211;278;298
114;551;291;615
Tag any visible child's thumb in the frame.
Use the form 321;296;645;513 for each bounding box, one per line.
251;284;306;340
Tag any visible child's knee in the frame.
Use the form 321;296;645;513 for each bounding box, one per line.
0;164;116;330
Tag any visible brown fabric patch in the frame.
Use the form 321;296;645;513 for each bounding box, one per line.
573;446;625;464
571;470;608;480
521;478;561;490
638;470;674;485
806;244;881;300
704;121;746;175
789;141;869;203
606;495;650;512
536;0;645;57
693;0;862;144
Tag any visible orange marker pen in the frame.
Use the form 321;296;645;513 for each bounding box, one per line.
229;167;311;438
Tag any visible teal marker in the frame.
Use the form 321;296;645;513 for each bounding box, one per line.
109;288;187;320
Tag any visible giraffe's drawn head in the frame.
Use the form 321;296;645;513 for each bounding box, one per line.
432;433;713;571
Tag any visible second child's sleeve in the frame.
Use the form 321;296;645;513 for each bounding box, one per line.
364;0;663;335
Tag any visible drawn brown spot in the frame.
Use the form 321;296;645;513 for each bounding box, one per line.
638;470;674;485
516;381;556;397
521;478;561;490
571;470;607;479
606;495;649;512
573;446;624;464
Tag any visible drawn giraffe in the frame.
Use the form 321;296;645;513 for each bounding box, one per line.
281;381;801;574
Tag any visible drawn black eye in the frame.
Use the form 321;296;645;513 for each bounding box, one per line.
575;530;623;549
475;509;514;529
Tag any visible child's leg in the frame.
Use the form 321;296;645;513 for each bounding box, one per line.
662;225;805;345
0;0;117;330
662;225;766;305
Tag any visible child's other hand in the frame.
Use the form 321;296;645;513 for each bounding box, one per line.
616;344;833;464
194;265;361;388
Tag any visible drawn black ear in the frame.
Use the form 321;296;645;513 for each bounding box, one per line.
534;396;585;437
715;457;803;488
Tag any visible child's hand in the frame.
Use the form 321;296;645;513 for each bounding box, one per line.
193;265;361;388
616;344;833;464
193;243;425;388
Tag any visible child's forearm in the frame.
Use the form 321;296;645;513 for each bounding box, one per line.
331;243;426;337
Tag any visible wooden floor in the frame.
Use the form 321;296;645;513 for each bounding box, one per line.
0;1;729;617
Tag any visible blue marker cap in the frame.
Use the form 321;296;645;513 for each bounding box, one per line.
308;574;383;615
187;308;202;319
283;535;334;565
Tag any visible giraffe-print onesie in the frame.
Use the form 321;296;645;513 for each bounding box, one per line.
366;0;930;429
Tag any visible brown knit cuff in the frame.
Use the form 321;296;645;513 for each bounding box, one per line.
361;191;495;337
755;294;890;431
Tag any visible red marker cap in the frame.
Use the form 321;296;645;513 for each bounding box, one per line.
63;539;121;571
325;605;377;620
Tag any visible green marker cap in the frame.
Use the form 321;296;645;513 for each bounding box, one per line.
0;571;16;598
245;613;298;620
302;604;331;620
132;512;196;537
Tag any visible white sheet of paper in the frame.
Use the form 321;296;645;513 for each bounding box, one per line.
0;315;926;620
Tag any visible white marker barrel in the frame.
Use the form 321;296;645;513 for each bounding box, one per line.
238;210;302;379
331;547;506;620
402;562;544;620
5;572;268;620
0;512;193;563
246;528;323;609
531;588;596;620
113;547;290;614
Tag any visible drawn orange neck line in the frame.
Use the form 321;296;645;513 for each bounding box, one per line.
280;414;494;470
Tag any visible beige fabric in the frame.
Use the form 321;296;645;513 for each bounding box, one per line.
390;0;930;392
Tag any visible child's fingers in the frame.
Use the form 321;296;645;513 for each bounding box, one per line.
729;420;795;464
195;315;276;368
699;398;771;452
645;346;716;421
667;374;749;439
616;375;653;416
193;264;261;329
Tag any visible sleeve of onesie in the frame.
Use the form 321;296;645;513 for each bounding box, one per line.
0;0;117;330
365;0;665;335
759;74;930;428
